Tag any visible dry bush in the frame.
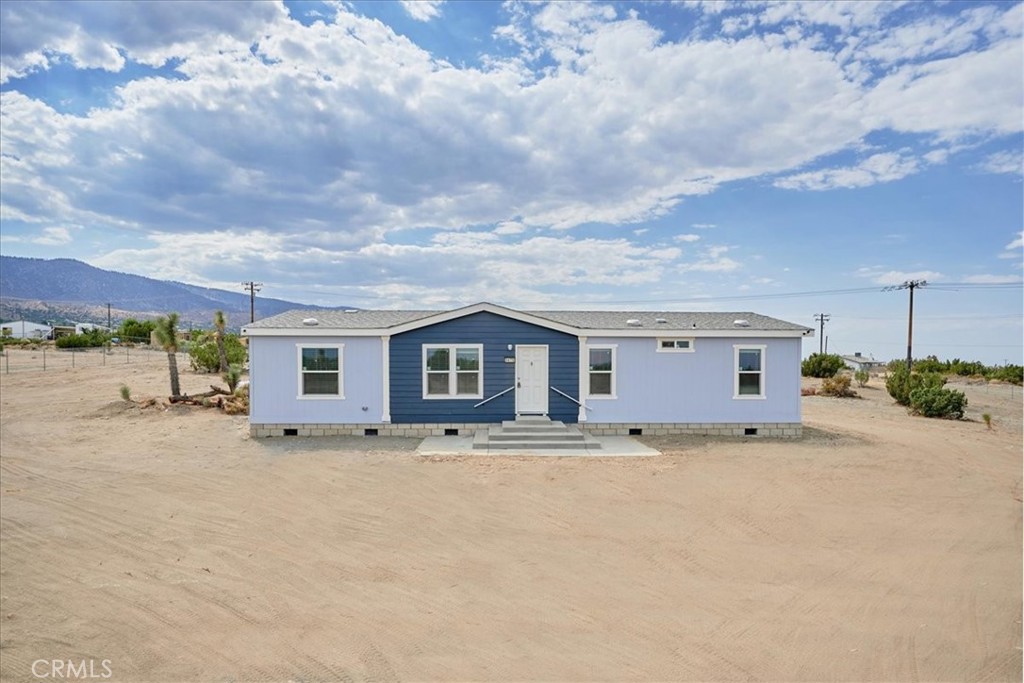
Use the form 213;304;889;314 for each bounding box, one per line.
820;374;858;398
801;386;818;396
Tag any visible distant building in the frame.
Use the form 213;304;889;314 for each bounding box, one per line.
840;352;886;373
0;321;52;340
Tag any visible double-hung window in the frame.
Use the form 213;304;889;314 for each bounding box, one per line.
423;345;483;398
297;345;344;398
587;345;616;398
734;345;766;399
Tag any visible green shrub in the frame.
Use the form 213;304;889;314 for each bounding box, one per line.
886;365;946;406
55;328;109;348
820;374;857;397
908;386;967;419
117;318;157;344
988;365;1023;385
119;384;131;401
189;331;247;372
853;369;870;387
802;353;846;378
913;355;946;374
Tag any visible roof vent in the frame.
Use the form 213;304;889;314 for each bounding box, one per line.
733;319;750;327
302;318;319;326
655;317;667;324
692;322;697;329
626;319;642;327
344;309;358;313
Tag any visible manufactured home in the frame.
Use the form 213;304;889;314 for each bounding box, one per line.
243;302;813;438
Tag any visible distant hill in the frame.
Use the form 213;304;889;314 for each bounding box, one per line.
0;255;344;329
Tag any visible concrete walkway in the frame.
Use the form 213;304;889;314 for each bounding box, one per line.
416;434;661;457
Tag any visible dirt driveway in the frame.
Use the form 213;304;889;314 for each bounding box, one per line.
1;358;1020;682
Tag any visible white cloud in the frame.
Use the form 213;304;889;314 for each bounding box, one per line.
690;223;716;229
856;267;944;286
400;1;444;22
674;234;701;243
775;152;921;191
999;231;1024;260
978;151;1023;176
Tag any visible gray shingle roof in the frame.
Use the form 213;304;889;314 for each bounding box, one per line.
246;305;809;332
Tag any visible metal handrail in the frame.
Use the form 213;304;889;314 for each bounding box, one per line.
550;386;591;410
474;385;514;408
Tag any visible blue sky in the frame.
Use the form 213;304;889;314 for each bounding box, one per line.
0;0;1021;363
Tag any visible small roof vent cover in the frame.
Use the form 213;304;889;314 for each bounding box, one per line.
655;317;667;324
733;319;750;327
302;318;319;326
626;319;642;327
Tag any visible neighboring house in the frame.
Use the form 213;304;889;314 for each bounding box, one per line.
1;320;52;339
243;302;814;439
840;352;886;373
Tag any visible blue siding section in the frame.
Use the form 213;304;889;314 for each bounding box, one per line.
390;312;579;423
584;336;802;424
249;336;383;424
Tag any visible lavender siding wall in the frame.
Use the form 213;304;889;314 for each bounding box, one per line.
249;336;383;424
584;336;801;424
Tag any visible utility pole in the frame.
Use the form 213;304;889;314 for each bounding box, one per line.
107;303;112;333
242;281;263;323
884;280;927;370
814;313;830;354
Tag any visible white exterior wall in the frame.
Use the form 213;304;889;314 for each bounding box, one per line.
249;336;384;425
583;336;801;424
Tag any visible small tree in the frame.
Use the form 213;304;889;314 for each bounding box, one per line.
214;310;229;373
154;313;182;398
223;363;243;393
802;353;846;378
853;369;870;387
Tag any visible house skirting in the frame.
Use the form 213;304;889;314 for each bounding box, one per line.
250;422;801;438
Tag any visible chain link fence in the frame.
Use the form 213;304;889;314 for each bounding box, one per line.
0;346;188;374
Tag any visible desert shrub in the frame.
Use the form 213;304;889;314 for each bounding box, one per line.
55;328;108;348
982;413;992;429
886;365;946;406
853;369;870;387
820;374;857;397
119;384;131;401
988;364;1023;385
908;386;967;419
801;386;818;396
801;353;846;378
117;318;157;344
913;355;946;374
189;331;247;372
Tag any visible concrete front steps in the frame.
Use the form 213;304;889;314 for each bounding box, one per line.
473;416;602;451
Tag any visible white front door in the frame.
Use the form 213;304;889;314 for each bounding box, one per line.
515;345;549;415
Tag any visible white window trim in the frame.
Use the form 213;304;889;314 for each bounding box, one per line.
296;344;345;400
733;344;766;400
656;338;695;353
422;344;484;400
586;344;617;399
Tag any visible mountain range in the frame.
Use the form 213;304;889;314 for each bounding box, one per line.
0;256;340;329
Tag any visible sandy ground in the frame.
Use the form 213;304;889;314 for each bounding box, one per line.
0;352;1020;682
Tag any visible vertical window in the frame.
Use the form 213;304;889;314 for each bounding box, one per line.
423;345;483;398
734;345;766;398
297;345;344;398
587;346;616;397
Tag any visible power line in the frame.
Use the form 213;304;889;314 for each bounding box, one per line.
883;279;927;370
242;281;263;323
813;313;830;354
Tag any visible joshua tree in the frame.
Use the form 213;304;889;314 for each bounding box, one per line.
154;313;182;398
214;310;229;373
